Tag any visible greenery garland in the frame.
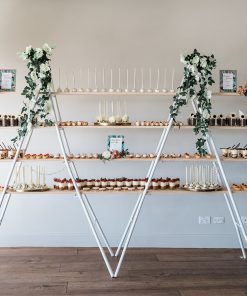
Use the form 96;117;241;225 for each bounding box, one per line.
12;44;54;143
169;49;216;155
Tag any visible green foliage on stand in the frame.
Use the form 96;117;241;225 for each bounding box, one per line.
12;44;54;143
169;49;216;155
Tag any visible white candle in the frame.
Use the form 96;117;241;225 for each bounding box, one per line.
30;167;32;185
94;67;97;88
66;72;69;88
133;68;136;89
110;69;113;89
118;68;121;88
185;166;188;185
156;68;160;90
106;101;108;118
58;67;61;88
141;68;144;89
43;167;45;186
102;68;105;88
126;68;129;90
171;68;175;90
111;101;114;115
23;167;25;185
99;101;102;117
163;68;167;89
80;68;82;86
73;72;75;88
87;68;90;88
149;68;152;89
124;100;127;115
119;101;122;116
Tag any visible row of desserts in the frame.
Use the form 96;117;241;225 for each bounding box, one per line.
232;183;247;191
53;177;180;191
5;152;213;160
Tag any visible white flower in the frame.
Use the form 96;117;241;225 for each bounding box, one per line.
46;83;51;91
200;57;207;68
39;72;46;79
202;109;210;119
187;64;196;74
40;63;50;73
180;54;186;64
19;51;28;60
44;101;51;113
42;43;52;54
207;90;212;99
102;150;111;160
122;114;129;122
192;55;200;65
25;45;32;54
30;71;38;82
34;48;43;59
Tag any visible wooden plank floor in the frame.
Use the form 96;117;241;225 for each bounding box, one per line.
0;248;246;295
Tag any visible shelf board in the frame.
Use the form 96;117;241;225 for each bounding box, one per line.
1;125;247;130
5;188;228;195
52;91;242;97
1;157;247;163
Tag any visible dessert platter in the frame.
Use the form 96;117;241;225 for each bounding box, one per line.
232;183;247;191
134;120;183;127
183;164;222;192
53;177;181;191
0;115;20;127
188;112;247;127
220;144;247;159
13;166;50;192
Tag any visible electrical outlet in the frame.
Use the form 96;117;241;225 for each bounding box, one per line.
241;216;247;224
199;216;211;224
212;216;225;224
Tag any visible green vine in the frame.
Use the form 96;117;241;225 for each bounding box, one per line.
169;49;216;155
12;44;54;143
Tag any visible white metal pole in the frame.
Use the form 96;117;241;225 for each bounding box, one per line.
114;118;174;277
115;117;171;257
50;96;114;275
0;194;11;225
209;136;247;243
224;193;246;259
51;91;114;257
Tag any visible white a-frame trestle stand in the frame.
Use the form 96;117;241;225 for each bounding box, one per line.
0;88;246;279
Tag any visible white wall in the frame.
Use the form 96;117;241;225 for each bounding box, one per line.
0;0;247;247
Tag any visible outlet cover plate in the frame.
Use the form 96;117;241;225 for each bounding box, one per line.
199;216;211;224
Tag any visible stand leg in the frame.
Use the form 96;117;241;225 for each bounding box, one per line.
50;96;114;277
114;118;174;277
0;194;11;225
51;94;114;257
115;125;169;257
224;193;246;259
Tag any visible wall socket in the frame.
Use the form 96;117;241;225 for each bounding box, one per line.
199;216;211;224
241;216;247;224
212;216;225;224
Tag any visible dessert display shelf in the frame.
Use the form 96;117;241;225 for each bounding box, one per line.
1;76;247;280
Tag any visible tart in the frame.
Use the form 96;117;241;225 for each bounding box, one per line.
184;153;190;159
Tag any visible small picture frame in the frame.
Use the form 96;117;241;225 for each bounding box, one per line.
220;70;237;93
108;135;124;152
0;69;16;92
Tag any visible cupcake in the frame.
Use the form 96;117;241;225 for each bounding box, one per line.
109;179;117;187
117;179;124;187
75;154;81;159
68;179;74;191
86;179;94;188
94;179;101;187
125;179;132;187
160;178;167;190
169;179;176;190
140;178;147;187
132;179;140;187
75;179;81;190
151;179;159;190
101;178;108;188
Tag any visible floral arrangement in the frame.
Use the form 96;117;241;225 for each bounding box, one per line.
98;149;129;162
238;83;247;96
170;49;216;155
12;44;53;143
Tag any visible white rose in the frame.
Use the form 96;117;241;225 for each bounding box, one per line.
122;114;129;122
207;90;212;99
192;55;200;65
187;64;196;74
42;43;52;54
34;48;43;59
40;63;50;73
202;109;210;119
39;72;46;79
200;57;207;68
25;45;32;54
102;150;111;160
30;71;38;82
180;54;186;64
46;83;51;91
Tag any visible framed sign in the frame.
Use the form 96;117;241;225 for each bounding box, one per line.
108;135;124;152
0;69;16;92
220;70;237;93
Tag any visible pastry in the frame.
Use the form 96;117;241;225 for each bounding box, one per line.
184;153;190;159
194;153;201;159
